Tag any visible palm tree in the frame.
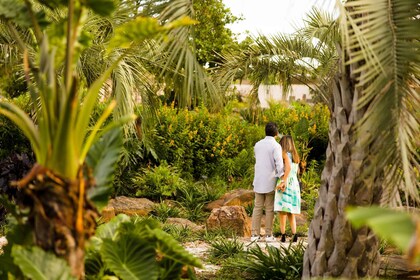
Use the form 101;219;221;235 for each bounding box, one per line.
219;2;419;278
303;1;419;278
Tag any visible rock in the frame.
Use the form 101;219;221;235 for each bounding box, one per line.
296;211;309;227
166;218;204;232
103;196;155;219
101;205;116;222
206;206;251;237
206;189;254;211
379;255;420;279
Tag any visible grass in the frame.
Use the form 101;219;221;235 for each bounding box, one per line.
208;236;245;263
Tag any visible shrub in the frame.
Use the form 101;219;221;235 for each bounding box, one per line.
176;184;209;222
162;224;196;243
222;242;306;280
153;104;258;180
132;161;186;200
300;160;322;221
151;201;182;222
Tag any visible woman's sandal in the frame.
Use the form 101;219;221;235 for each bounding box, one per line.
281;233;286;243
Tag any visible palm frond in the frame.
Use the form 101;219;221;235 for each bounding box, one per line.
342;0;420;204
217;31;334;105
155;0;223;110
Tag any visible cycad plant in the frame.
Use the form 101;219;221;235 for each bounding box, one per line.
0;0;194;277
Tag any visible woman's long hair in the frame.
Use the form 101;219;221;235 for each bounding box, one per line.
280;135;300;164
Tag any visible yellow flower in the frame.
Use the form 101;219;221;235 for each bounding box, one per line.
262;115;268;123
226;134;232;143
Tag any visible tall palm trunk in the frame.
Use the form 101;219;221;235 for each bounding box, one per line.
303;52;383;278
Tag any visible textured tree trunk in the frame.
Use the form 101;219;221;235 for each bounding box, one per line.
14;164;98;278
302;58;383;278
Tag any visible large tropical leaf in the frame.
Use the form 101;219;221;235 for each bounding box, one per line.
0;219;33;278
11;245;76;280
94;214;131;242
86;127;123;210
101;233;158;280
152;228;202;268
346;206;416;252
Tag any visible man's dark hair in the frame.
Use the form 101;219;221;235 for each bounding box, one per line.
265;122;278;137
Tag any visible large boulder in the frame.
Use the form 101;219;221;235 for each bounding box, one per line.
206;189;254;211
206;206;251;237
101;196;155;221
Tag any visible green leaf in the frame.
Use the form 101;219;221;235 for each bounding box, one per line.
11;245;75;280
346;206;416;252
107;17;165;51
101;234;158;280
85;0;116;17
152;228;202;268
0;0;31;27
34;0;67;9
98;214;131;238
0;102;41;158
86;127;122;210
107;16;195;52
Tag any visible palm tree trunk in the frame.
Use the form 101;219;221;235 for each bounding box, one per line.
303;54;383;278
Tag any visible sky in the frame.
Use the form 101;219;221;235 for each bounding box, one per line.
223;0;336;40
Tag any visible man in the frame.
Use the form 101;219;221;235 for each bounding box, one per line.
251;122;284;242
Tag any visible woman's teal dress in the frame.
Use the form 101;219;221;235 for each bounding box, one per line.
274;152;301;214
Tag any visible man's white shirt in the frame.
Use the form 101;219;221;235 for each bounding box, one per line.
253;136;284;193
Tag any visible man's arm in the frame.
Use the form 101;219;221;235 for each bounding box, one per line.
273;144;284;178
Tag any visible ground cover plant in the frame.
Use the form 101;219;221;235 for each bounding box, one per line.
216;241;306;280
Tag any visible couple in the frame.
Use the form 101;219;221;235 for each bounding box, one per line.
250;122;301;243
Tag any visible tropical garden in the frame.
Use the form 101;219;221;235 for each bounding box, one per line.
0;0;418;279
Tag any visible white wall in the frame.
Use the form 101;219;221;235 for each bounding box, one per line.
232;84;312;108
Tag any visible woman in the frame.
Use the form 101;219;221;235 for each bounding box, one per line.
274;135;301;242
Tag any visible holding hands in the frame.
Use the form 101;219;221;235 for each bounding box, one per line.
276;179;286;192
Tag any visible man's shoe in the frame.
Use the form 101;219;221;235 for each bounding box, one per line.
280;234;286;243
265;235;276;242
250;235;260;242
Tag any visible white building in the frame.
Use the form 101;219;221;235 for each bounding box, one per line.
231;83;313;108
